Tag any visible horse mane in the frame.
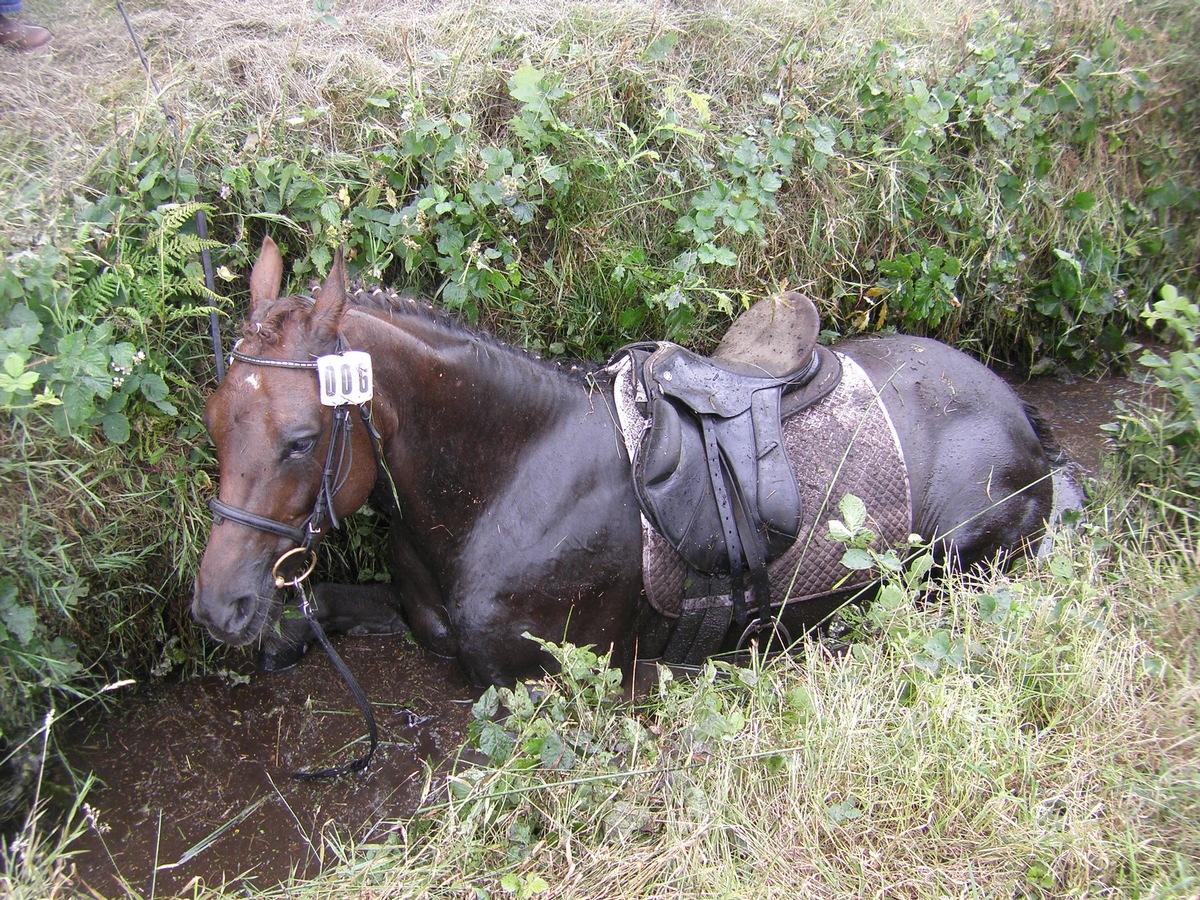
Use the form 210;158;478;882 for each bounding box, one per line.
240;281;595;382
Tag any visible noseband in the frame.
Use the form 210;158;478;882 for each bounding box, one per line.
208;340;396;779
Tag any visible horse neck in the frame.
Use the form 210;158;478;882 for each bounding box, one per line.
342;307;590;530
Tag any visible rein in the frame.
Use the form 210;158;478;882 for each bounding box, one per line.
209;341;394;780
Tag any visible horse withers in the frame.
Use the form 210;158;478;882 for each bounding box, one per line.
192;237;1079;686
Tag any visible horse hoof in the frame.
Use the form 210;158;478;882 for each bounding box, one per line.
258;641;310;672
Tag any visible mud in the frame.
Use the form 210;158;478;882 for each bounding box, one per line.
64;639;476;896
61;370;1144;895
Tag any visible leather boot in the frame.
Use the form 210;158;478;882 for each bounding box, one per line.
0;14;52;50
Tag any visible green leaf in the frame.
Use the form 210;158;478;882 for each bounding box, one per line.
58;383;97;435
826;797;863;826
908;553;934;581
839;494;867;532
522;875;549;896
840;548;874;570
319;199;342;226
1048;555;1074;583
977;592;1010;624
508;65;545;105
0;581;37;646
139;372;170;404
4;352;26;378
697;244;737;266
644;32;679;62
826;520;854;543
538;729;576;770
1;304;43;349
618;307;647;331
501;873;522;894
102;412;131;444
475;720;514;763
1070;190;1096;211
472;684;500;720
1141;655;1167;678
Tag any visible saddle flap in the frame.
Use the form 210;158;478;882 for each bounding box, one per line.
632;369;808;577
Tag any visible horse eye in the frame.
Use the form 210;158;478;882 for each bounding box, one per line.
285;436;317;459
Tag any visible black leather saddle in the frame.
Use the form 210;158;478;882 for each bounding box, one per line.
618;309;842;638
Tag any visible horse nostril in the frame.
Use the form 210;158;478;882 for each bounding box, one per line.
229;594;259;632
192;587;263;644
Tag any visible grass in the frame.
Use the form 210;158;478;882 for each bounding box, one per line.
1;0;1198;896
200;509;1193;899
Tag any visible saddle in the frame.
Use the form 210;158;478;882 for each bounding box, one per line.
617;293;842;645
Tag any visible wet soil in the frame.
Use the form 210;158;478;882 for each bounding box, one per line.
1006;369;1154;476
61;370;1148;896
64;639;476;896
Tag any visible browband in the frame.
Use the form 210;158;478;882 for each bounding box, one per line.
228;343;319;370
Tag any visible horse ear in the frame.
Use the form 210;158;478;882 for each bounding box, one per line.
248;236;284;323
309;247;348;343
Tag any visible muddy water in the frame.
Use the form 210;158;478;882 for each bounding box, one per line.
65;639;476;895
62;371;1144;895
1007;370;1149;476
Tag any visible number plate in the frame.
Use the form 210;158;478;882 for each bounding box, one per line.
316;351;373;406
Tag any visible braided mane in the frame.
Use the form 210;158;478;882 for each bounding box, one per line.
240;281;595;381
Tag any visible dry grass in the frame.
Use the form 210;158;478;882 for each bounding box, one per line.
1;0;1129;244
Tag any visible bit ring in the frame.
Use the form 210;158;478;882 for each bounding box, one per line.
272;546;318;588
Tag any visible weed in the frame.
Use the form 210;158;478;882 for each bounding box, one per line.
1104;284;1200;508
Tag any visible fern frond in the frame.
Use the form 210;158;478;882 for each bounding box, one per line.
74;271;121;314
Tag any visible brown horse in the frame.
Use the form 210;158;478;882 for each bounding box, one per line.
193;238;1076;685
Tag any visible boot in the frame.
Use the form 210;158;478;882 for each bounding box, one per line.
0;14;52;50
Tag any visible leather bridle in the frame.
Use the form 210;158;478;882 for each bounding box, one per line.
210;343;373;557
208;340;396;779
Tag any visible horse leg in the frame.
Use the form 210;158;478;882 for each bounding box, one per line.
258;582;409;671
388;532;460;658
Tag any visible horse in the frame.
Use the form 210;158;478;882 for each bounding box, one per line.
192;237;1078;686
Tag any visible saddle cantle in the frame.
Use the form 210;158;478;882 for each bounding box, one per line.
615;293;842;633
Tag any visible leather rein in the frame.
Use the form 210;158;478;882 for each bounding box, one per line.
209;341;395;780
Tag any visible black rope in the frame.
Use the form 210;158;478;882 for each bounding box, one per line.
116;0;224;381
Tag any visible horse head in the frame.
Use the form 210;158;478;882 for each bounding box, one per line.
192;237;379;647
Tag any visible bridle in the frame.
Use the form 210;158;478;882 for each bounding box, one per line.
209;342;387;562
208;339;398;779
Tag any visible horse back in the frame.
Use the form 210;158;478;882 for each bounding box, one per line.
837;334;1056;564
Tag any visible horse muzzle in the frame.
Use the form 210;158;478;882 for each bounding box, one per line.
191;558;280;647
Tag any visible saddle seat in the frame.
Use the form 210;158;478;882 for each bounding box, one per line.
617;292;842;634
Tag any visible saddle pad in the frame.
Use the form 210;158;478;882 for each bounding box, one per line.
611;352;912;618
